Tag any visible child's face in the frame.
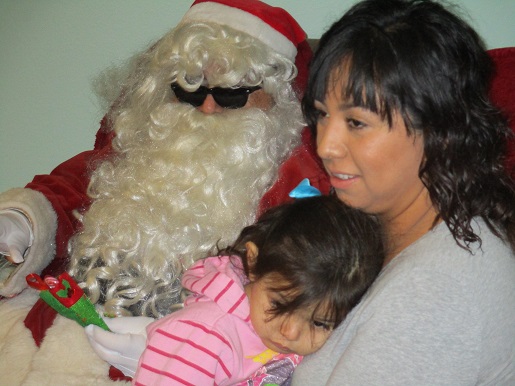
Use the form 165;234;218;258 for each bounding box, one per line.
245;273;335;356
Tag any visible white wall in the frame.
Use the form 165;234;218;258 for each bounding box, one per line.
1;0;514;192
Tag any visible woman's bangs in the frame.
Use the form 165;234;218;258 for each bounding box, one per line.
343;51;395;124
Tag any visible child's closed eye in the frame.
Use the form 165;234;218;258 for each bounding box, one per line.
312;319;334;331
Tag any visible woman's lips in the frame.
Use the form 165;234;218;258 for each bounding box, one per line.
329;172;358;190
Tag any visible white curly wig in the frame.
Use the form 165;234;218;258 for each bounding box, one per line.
67;21;304;318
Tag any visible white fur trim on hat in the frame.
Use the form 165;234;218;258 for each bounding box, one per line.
181;2;297;61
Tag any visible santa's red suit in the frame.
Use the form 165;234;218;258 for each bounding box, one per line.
0;122;329;384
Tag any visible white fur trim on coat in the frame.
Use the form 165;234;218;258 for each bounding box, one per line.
0;188;57;297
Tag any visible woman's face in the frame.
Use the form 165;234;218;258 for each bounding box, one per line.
314;81;427;221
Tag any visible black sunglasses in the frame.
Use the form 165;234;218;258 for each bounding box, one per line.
171;83;261;109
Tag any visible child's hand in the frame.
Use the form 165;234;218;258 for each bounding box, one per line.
85;316;154;378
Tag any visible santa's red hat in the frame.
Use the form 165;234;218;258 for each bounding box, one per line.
181;0;312;95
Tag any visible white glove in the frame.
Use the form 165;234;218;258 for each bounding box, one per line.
85;316;155;378
0;209;34;264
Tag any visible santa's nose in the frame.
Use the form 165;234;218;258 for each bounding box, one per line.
198;94;225;114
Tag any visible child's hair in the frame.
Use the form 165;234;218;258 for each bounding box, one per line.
220;195;385;328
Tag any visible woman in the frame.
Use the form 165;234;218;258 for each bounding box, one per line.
292;0;515;384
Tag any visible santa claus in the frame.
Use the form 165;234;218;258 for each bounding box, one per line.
0;0;328;384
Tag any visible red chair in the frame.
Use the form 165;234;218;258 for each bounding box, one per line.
489;47;515;178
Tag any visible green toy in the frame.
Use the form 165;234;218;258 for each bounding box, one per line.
26;272;109;331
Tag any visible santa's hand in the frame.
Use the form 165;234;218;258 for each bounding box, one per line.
0;210;34;264
85;316;154;378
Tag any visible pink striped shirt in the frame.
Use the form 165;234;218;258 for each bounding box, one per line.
133;256;301;386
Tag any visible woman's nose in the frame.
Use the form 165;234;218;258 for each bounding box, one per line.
197;94;225;114
316;120;348;160
280;316;302;341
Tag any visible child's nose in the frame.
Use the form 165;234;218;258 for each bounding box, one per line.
280;315;302;341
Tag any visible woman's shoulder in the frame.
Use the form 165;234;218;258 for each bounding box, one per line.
377;218;514;305
356;217;514;354
390;218;515;277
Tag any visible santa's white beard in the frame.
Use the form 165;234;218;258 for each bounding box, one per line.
68;101;302;318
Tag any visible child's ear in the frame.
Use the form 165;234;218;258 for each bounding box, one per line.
245;241;259;279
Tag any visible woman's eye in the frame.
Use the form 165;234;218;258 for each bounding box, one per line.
347;118;365;129
314;108;329;120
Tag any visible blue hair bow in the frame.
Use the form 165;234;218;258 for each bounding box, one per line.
288;178;322;199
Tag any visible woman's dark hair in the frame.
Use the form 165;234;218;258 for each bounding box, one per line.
220;195;384;328
303;0;515;251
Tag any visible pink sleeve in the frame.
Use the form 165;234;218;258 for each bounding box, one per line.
134;319;235;385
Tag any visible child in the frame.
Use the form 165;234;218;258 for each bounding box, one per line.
133;195;384;385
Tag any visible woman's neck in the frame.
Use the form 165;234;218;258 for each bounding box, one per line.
381;190;439;266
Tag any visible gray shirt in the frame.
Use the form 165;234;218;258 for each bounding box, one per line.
292;219;515;385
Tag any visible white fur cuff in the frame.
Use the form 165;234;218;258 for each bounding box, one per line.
0;188;57;297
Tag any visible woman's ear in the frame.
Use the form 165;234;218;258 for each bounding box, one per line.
245;241;259;280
